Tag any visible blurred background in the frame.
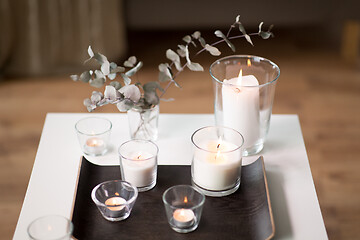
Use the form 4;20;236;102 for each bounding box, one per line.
1;0;359;239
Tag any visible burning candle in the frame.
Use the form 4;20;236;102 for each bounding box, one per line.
173;209;195;227
192;138;242;191
222;68;260;149
85;137;105;155
105;196;126;211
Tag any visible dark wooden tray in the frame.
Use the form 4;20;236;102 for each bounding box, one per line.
71;156;274;240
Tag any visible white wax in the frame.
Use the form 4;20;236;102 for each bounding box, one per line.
173;209;195;227
105;197;126;211
84;137;105;155
121;152;156;188
192;140;242;191
222;74;260;149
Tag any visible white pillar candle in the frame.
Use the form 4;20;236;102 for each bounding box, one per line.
222;70;260;149
85;137;105;155
121;152;156;188
105;196;126;211
192;140;242;191
173;209;195;227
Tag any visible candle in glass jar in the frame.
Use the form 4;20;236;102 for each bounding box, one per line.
173;208;195;227
85;137;105;155
192;139;242;191
222;69;260;149
105;196;126;211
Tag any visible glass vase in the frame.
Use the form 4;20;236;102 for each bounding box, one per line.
211;55;280;156
127;105;159;141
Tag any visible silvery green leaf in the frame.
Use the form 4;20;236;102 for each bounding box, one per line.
187;62;204;71
94;70;104;79
91;91;103;103
70;75;79;81
89;77;105;88
119;84;141;102
109;81;122;90
238;23;247;35
245;34;253;46
214;30;235;52
183;35;191;43
88;46;94;58
110;62;125;73
108;73;116;80
166;49;182;71
143;81;164;92
144;90;159;105
260;31;272;39
190;40;197;47
124;56;137;67
198;37;206;47
101;60;110;75
177;45;187;57
268;24;274;32
192;31;201;39
205;44;221;56
158;63;170;72
83;98;92;107
158;63;173;82
185;45;191;64
158;71;172;82
125;61;143;77
93;52;108;65
121;73;131;85
235;15;240;23
258;22;264;33
117;99;133;112
80;71;91;83
104;85;120;102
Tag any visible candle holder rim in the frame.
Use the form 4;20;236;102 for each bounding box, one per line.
75;117;112;135
162;185;206;210
191;126;244;153
91;180;138;208
27;214;73;239
118;139;159;161
209;54;280;87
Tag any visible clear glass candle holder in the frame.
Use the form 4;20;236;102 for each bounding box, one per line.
75;117;112;156
162;185;205;233
119;140;158;192
91;180;138;221
191;126;244;197
211;55;280;156
27;215;73;240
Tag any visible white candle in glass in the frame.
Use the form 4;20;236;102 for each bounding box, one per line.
192;139;242;191
85;137;105;155
222;69;260;149
121;152;156;188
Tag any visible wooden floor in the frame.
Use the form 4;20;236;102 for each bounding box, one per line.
1;29;360;239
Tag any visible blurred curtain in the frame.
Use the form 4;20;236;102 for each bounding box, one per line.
0;0;127;77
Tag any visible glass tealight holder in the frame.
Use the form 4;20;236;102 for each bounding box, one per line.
119;140;158;192
191;126;244;197
75;117;112;156
91;180;138;221
27;215;73;240
162;185;205;233
211;55;280;156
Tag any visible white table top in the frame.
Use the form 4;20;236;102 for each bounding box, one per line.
13;113;328;240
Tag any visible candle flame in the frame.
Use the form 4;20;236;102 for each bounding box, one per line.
115;192;119;196
137;155;141;160
184;196;188;203
247;59;251;67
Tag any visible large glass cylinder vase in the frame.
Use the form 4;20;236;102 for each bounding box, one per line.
210;55;280;156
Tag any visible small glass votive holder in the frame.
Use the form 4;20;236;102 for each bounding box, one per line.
91;180;138;221
75;117;112;156
118;140;158;192
27;215;73;240
162;185;205;233
191;126;244;197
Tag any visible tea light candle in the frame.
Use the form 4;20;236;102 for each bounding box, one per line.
222;69;260;149
121;152;156;188
105;196;126;211
85;137;105;155
173;209;195;228
193;139;242;191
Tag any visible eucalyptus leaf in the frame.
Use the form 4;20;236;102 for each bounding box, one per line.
80;71;91;83
235;15;240;23
108;73;116;80
185;45;191;64
260;31;272;39
143;81;164;92
187;62;204;71
192;31;201;39
190;41;197;47
93;52;108;65
117;99;133;112
110;62;125;74
204;44;221;56
109;81;122;90
183;35;192;43
104;85;120;102
214;30;236;52
94;70;104;79
177;45;187;57
125;61;143;77
70;75;79;81
124;56;137;67
238;23;247;35
166;49;182;71
88;46;94;58
158;63;172;82
89;77;105;88
245;34;254;46
121;73;131;85
144;91;159;105
258;22;264;33
83;98;92;107
90;91;103;103
158;71;172;82
119;84;141;102
198;37;207;48
101;60;110;75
